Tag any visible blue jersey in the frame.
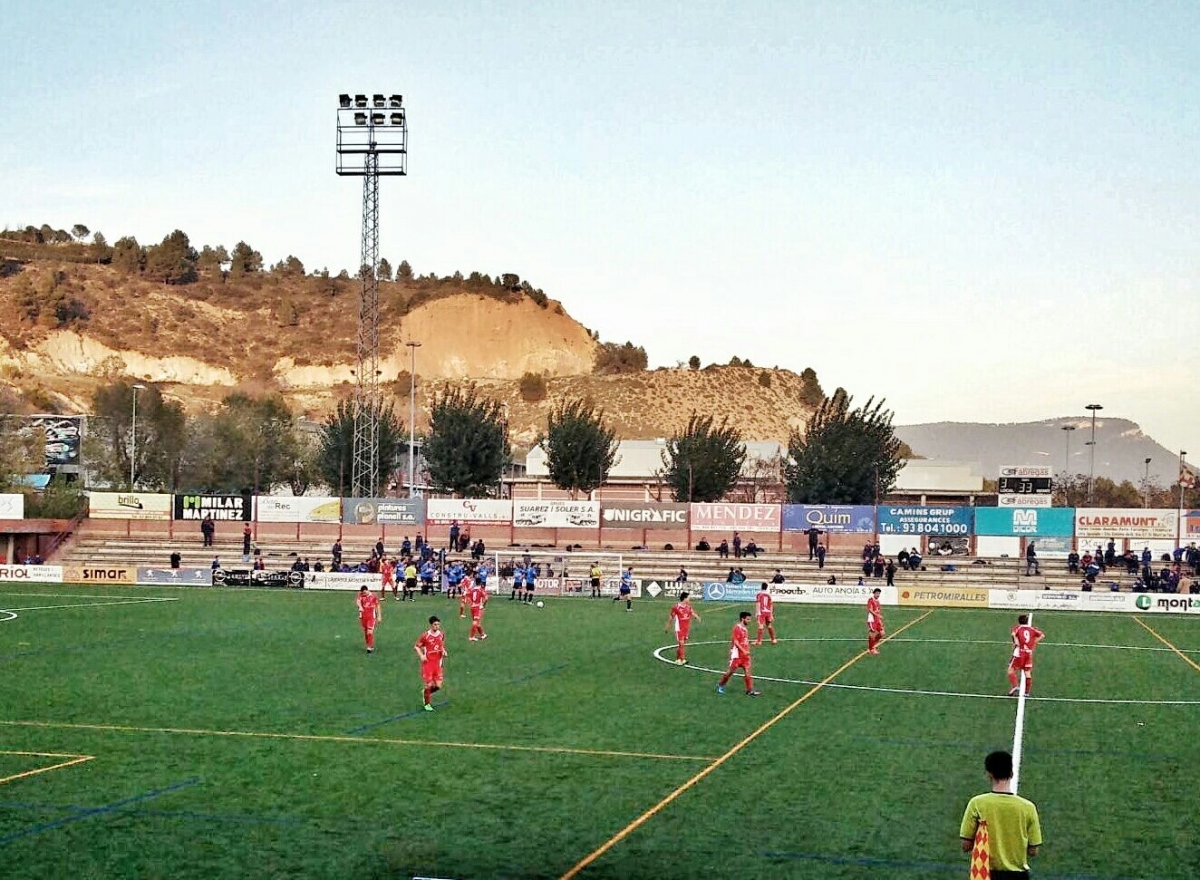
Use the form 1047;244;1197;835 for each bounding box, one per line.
525;568;538;587
420;562;436;581
448;564;464;585
621;570;633;587
512;566;524;586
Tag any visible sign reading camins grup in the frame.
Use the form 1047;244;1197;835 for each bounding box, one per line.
174;494;252;521
876;506;973;536
600;502;688;529
513;500;599;529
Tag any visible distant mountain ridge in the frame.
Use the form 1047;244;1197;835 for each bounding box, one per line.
895;418;1183;487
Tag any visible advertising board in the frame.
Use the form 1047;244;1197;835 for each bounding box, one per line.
425;499;512;525
513;500;600;529
1075;509;1178;540
137;567;214;586
897;586;990;608
255;496;342;524
975;507;1075;537
1132;594;1200;614
0;494;24;519
88;492;172;521
1181;511;1200;542
342;498;425;526
877;506;973;536
212;568;305;588
62;564;137;584
782;505;876;534
700;582;761;602
600;502;688;529
0;564;63;582
998;494;1053;508
690;503;781;531
783;583;895;606
304;572;383;591
174;493;252;521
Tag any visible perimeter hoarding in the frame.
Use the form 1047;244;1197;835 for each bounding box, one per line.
88;492;172;521
62;564;137;584
212;568;305;588
690;503;781;532
1075;509;1178;541
426;499;512;525
1180;511;1200;543
304;572;383;591
897;586;990;608
342;498;425;526
600;502;688;529
0;564;63;582
700;582;761;602
877;506;973;536
0;494;24;519
174;493;252;521
137;567;214;586
974;507;1075;537
782;505;876;533
512;500;599;529
255;496;342;524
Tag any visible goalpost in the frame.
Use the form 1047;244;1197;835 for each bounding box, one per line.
489;549;625;597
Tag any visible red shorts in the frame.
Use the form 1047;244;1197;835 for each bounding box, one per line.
382;571;394;586
674;621;691;641
421;657;444;685
360;616;375;634
471;608;484;622
757;613;773;626
727;650;751;672
1010;650;1033;671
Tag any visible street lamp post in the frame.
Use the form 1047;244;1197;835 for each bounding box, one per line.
1143;458;1152;508
1181;451;1190;511
406;341;421;497
1085;404;1103;504
1060;425;1076;503
130;383;146;489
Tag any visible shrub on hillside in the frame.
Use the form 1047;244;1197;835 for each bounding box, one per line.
519;371;548;403
594;341;648;375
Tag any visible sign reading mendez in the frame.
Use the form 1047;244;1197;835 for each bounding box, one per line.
690;503;781;531
876;506;973;535
782;505;876;533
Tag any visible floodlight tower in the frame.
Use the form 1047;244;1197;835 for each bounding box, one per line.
336;93;407;497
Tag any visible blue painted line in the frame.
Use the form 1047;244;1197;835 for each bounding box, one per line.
0;801;300;826
0;778;201;847
758;851;1159;880
507;663;569;685
346;703;449;734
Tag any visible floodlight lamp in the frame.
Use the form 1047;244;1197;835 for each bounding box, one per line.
339;94;351;108
389;94;403;107
371;112;385;125
390;112;403;125
373;94;385;107
354;112;368;125
354;94;368;107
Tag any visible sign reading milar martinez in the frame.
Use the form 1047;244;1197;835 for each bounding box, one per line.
173;494;252;521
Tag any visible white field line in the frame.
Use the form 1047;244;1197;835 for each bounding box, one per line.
0;597;179;617
1010;611;1033;793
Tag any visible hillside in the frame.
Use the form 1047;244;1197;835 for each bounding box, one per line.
0;257;818;443
895;418;1181;485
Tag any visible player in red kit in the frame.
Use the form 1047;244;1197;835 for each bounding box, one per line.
356;585;380;654
466;581;489;642
866;587;885;655
381;555;397;601
1008;613;1046;695
665;591;701;665
716;611;760;696
754;583;777;646
415;616;447;712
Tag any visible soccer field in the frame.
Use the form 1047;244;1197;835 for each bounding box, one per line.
1;584;1198;879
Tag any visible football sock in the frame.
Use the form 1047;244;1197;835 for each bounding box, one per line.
625;599;632;610
422;687;431;704
1007;670;1018;688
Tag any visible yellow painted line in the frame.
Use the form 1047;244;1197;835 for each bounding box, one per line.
558;609;935;879
0;753;94;786
0;720;712;763
1133;617;1200;674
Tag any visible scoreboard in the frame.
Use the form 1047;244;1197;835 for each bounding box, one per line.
997;465;1053;508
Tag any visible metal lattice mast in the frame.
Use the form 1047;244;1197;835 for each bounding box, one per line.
353;151;381;497
335;93;407;498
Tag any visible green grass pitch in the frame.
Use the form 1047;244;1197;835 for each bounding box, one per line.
1;584;1198;879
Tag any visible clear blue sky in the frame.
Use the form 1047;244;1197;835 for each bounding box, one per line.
4;1;1198;456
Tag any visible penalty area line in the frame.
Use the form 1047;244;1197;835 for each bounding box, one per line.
0;720;712;763
0;753;95;787
1133;617;1200;674
559;609;935;880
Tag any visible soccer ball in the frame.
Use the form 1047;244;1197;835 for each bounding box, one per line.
535;601;544;608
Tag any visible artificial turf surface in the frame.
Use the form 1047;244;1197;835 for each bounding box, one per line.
1;584;1198;879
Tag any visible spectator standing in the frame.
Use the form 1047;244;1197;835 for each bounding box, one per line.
816;543;827;570
806;527;821;560
201;514;215;547
1025;542;1040;576
885;558;896;587
242;523;252;563
449;520;460;552
331;539;343;570
732;532;742;559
